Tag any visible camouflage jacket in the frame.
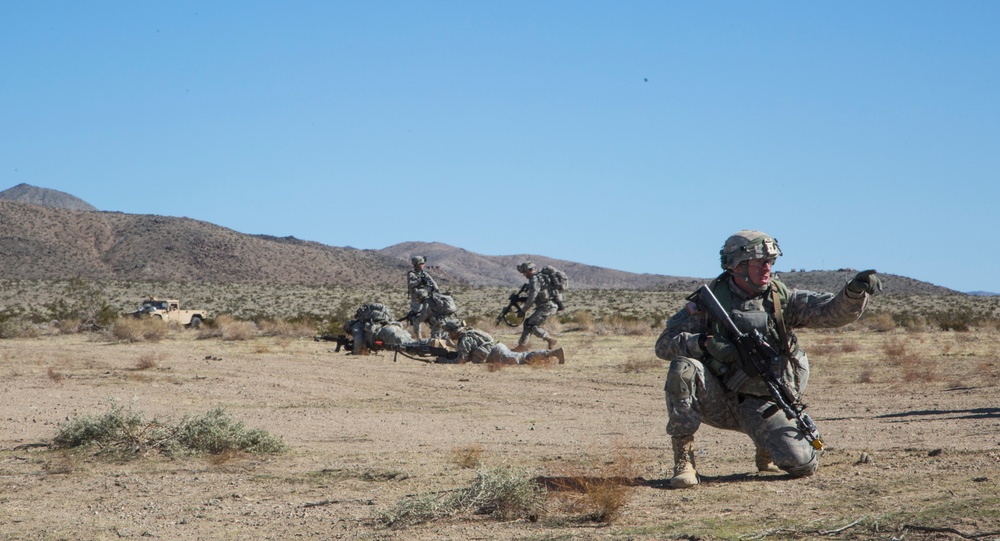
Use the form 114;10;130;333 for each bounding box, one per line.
454;329;496;364
522;273;553;309
406;269;438;301
656;274;869;393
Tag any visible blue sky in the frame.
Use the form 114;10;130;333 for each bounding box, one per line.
2;2;997;292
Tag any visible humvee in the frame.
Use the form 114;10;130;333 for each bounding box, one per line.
128;297;207;328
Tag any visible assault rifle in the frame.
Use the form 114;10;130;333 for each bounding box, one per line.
689;284;825;450
495;284;529;327
313;334;457;363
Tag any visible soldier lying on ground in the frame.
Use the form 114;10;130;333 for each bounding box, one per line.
439;319;565;365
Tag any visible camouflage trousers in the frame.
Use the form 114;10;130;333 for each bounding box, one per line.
518;302;558;346
664;356;819;477
409;299;429;337
480;343;547;365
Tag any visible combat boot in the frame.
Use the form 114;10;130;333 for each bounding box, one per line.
755;445;780;473
548;347;565;364
545;336;558;349
670;435;699;488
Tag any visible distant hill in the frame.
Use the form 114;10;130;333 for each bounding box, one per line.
0;185;967;295
0;200;410;285
378;241;703;290
0;183;98;211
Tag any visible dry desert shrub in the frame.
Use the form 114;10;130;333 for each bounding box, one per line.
135;351;166;370
0;319;40;339
256;318;315;338
451;445;485;469
206;315;258;341
111;317;168;343
864;312;897;332
378;466;544;529
541;441;640;523
53;402;286;459
560;309;593;331
881;337;938;383
593;315;651;336
56;318;82;334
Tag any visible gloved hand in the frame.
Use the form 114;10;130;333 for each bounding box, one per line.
847;269;882;296
516;308;525;318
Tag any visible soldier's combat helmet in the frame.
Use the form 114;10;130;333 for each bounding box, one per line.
411;256;426;266
442;319;465;333
720;230;781;271
516;261;536;273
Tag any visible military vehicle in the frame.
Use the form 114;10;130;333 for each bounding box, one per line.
128;297;207;328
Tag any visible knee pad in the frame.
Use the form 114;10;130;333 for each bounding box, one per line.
666;358;698;401
783;452;819;478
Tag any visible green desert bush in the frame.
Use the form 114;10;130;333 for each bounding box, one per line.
379;466;544;528
53;403;286;459
0;319;40;339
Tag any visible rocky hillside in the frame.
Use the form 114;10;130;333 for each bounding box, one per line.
0;200;410;285
0;185;964;295
0;183;97;211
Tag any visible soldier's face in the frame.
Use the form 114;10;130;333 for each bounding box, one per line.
745;258;774;287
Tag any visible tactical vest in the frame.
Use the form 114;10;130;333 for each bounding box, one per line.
462;329;496;363
705;274;800;395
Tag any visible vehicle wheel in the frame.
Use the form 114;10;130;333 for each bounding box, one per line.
189;316;203;329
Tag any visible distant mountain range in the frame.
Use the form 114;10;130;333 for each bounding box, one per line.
0;184;972;295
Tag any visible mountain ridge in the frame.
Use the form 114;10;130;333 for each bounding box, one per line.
0;185;964;295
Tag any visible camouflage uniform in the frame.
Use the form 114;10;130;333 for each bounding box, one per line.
656;230;879;486
343;303;412;355
423;291;459;340
517;262;559;349
406;256;438;338
443;320;564;365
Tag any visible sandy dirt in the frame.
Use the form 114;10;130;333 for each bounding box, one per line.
2;325;999;540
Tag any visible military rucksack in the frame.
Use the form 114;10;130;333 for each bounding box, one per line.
540;266;568;292
428;291;458;316
354;303;393;324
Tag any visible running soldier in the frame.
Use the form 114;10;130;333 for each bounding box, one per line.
439;319;565;365
656;230;881;488
515;261;560;351
406;256;439;338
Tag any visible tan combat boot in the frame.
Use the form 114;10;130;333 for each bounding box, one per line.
548;347;565;364
670;435;699;488
545;336;558;349
755;445;780;473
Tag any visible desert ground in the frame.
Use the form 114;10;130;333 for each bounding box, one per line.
2;317;999;540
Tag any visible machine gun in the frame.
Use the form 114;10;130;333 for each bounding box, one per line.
313;333;356;353
391;341;459;363
495;284;529;327
314;334;457;363
689;284;824;450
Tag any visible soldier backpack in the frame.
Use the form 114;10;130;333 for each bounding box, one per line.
428;291;458;316
540;266;568;292
355;303;393;324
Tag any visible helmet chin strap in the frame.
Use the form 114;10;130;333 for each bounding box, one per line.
732;266;769;294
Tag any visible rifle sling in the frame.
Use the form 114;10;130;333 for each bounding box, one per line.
770;287;792;355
